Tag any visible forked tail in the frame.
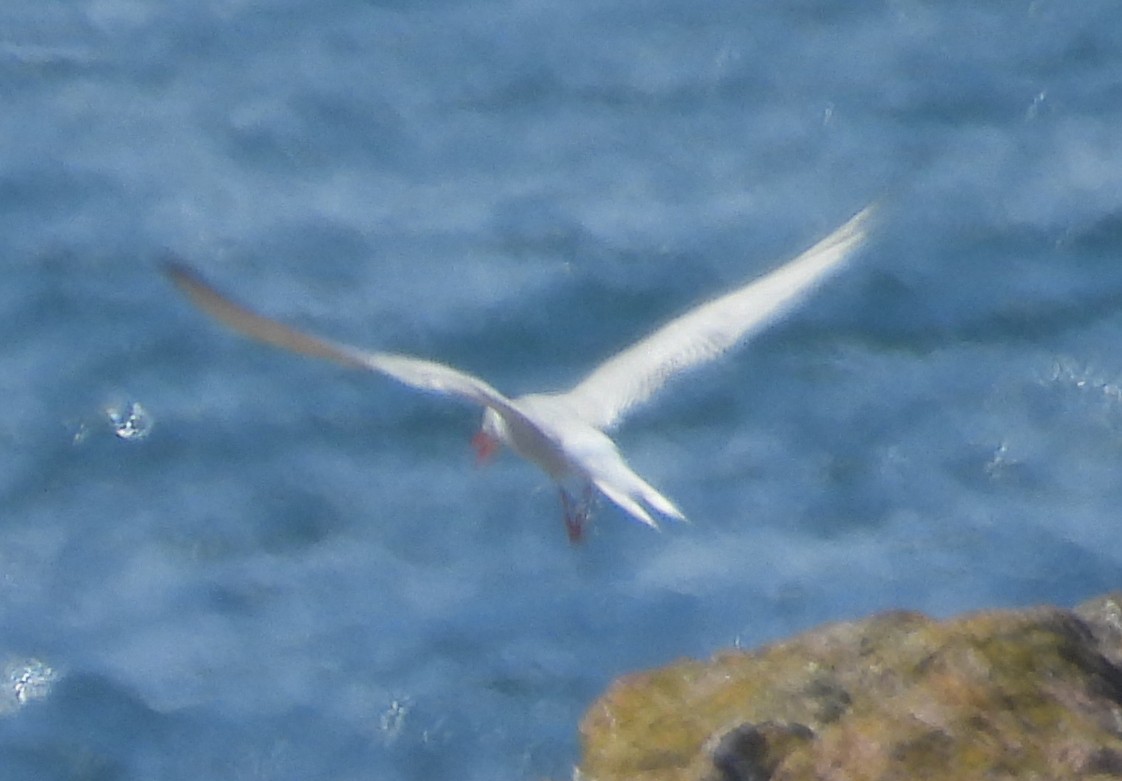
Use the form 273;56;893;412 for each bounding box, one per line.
592;472;686;529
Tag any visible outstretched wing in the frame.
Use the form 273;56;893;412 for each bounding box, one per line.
560;204;876;431
165;262;519;414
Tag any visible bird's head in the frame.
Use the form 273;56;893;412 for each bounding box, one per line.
472;407;505;465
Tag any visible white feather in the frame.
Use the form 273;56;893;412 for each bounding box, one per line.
560;204;876;430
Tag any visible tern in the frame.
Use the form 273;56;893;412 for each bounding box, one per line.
166;204;874;541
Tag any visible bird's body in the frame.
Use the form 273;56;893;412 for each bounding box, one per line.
483;393;684;537
167;204;875;540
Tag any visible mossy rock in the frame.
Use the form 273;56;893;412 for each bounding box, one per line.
577;594;1122;781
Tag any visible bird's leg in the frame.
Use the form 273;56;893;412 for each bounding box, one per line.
560;487;589;544
580;482;595;512
560;483;597;543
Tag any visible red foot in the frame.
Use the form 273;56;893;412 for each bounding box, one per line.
565;516;584;543
560;485;594;544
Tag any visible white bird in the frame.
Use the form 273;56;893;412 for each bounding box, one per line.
166;204;875;541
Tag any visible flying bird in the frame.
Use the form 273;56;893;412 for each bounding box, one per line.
166;204;875;541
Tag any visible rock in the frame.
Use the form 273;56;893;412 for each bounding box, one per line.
576;593;1122;781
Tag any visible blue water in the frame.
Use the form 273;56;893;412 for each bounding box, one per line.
2;1;1121;778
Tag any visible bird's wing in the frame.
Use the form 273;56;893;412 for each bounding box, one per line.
165;262;521;416
560;204;876;431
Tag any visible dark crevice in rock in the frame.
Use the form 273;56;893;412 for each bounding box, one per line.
707;722;815;781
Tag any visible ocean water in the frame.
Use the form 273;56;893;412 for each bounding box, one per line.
2;1;1121;778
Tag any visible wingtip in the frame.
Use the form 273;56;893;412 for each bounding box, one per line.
162;257;205;292
162;259;202;302
817;201;879;259
161;260;245;320
844;201;880;237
